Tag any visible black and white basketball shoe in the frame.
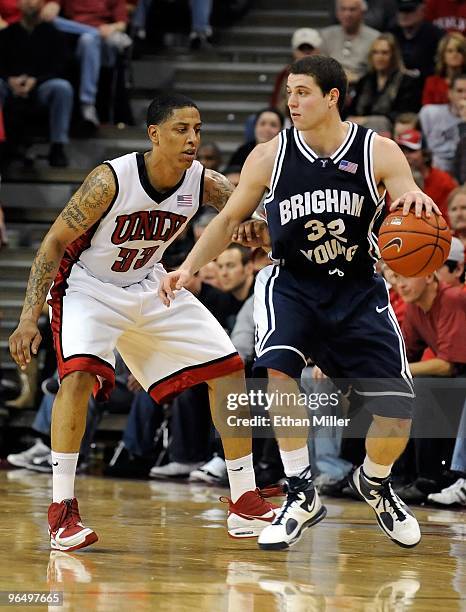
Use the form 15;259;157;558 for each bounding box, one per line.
258;467;327;550
348;466;421;548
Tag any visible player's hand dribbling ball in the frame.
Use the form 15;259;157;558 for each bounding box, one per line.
378;209;451;277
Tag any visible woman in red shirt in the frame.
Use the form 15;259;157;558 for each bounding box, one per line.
422;31;466;105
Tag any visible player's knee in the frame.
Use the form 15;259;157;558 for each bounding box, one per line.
373;414;412;433
58;371;96;399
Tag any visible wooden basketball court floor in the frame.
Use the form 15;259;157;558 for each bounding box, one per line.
2;470;466;611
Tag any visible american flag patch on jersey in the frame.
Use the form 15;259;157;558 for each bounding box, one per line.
177;194;193;206
338;160;358;174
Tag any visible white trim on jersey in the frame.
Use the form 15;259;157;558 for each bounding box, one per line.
383;279;415;396
256;264;281;354
294;128;317;163
258;344;307;366
294;121;357;165
367;199;384;263
264;130;287;206
363;130;380;205
331;122;358;164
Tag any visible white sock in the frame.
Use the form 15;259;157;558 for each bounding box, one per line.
225;453;256;503
280;445;310;478
363;455;392;480
52;451;79;503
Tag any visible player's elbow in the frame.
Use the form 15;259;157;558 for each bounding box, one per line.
42;229;69;257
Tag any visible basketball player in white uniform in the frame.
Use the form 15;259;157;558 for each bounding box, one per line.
9;94;278;552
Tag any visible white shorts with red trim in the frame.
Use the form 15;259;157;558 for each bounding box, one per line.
49;264;243;402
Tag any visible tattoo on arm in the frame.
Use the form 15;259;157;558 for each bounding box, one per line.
203;169;234;211
22;249;57;318
60;164;115;232
21;164;115;320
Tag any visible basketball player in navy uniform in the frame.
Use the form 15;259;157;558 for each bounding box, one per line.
9;94;278;551
160;56;442;550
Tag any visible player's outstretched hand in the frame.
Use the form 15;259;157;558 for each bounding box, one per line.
389;191;441;219
158;268;192;307
9;319;42;370
232;219;271;248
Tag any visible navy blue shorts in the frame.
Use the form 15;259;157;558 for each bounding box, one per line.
253;265;414;418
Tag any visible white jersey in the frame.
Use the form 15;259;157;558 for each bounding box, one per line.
67;152;204;286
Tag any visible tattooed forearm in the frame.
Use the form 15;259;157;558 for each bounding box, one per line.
59;164;115;233
203;169;235;211
21;246;60;320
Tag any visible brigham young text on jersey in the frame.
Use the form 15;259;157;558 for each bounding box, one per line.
264;122;385;277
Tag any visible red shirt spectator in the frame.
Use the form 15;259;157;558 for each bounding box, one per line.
422;74;450;104
0;0;20;25
400;280;466;375
57;0;127;27
424;0;466;34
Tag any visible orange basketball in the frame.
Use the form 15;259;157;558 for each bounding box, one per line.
378;209;451;277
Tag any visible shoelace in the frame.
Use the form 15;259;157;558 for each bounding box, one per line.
374;480;406;523
62;500;81;530
219;485;284;507
275;469;314;525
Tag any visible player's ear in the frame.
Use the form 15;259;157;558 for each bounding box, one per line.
328;88;339;109
147;124;160;145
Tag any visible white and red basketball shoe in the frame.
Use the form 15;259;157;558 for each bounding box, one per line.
221;487;282;538
48;498;98;552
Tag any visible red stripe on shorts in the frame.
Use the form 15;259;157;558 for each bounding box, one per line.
149;353;244;403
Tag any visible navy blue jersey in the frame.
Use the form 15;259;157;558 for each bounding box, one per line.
264;123;385;280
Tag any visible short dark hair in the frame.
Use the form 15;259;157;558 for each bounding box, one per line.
146;93;199;127
254;107;285;128
225;243;251;265
289;55;348;115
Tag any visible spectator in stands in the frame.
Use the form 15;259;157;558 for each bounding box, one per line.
419;73;466;173
319;0;380;85
40;0;131;128
196;141;222;171
448;185;466;250
395;128;458;218
348;33;422;128
423;32;466;105
436;236;465;287
393;111;419;137
0;0;20;25
227;108;284;171
0;0;73;167
395;270;466;502
330;0;399;31
271;28;322;118
390;0;444;84
198;261;221;288
189;0;213;50
424;0;466;35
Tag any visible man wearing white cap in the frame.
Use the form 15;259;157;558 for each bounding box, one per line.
271;28;322;117
396;128;458;218
436;236;465;288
